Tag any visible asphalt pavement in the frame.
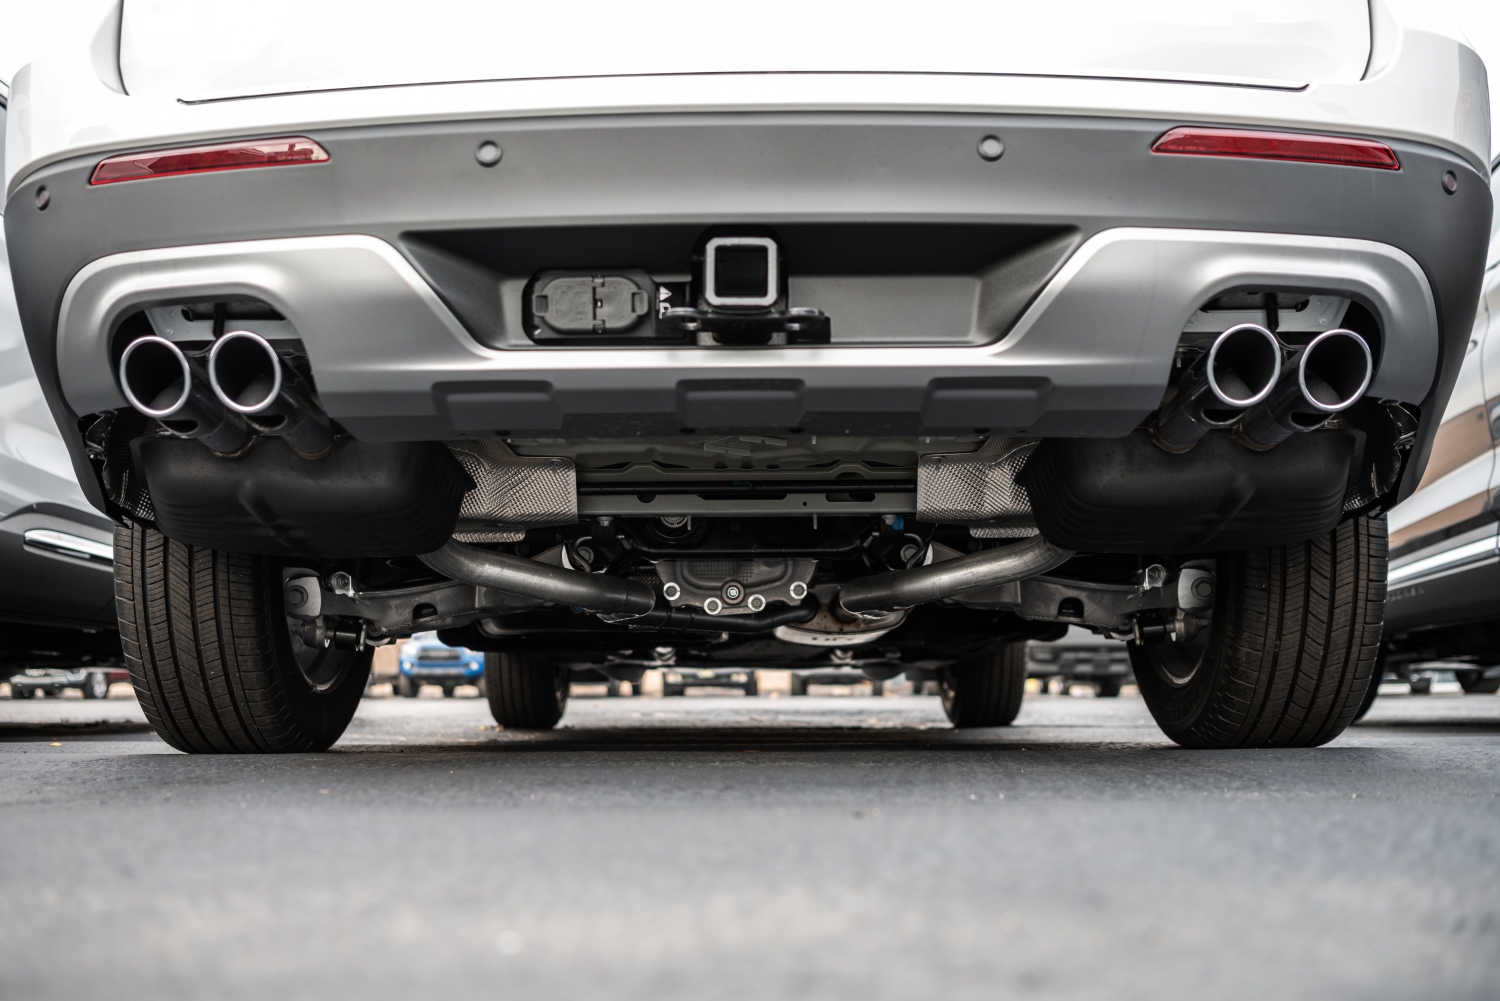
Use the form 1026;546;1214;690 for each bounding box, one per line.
1;688;1497;1000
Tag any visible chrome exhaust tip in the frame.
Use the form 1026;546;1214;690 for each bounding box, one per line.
119;336;193;418
208;330;334;459
1296;328;1375;413
1240;329;1373;449
119;336;252;454
1154;323;1281;452
207;330;283;415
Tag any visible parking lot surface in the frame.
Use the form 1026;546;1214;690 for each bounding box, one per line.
2;690;1497;1000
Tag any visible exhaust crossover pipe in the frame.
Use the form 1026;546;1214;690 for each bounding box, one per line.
208;331;334;458
426;537;820;629
1154;323;1281;452
425;534;1073;618
118;336;253;455
421;539;659;616
838;534;1074;614
1238;328;1373;449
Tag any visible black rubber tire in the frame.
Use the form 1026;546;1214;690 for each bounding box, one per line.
789;674;807;696
940;643;1027;727
1132;515;1386;749
1352;649;1387;723
1458;671;1500;694
606;679;622;697
81;672;109;699
1096;677;1124;698
744;674;759;697
662;685;684;697
13;685;34;699
441;685;456;698
483;653;567;729
114;524;371;754
398;675;420;698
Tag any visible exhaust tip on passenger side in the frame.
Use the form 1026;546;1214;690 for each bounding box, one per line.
1154;323;1281;452
1239;328;1374;449
1296;328;1374;414
208;330;283;414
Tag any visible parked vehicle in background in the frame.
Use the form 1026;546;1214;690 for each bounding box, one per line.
661;667;757;697
8;3;1491;750
397;632;483;697
0;79;123;691
788;668;881;697
1027;627;1133;696
10;665;129;699
1381;158;1500;700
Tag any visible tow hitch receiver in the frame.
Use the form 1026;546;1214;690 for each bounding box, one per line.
662;233;831;345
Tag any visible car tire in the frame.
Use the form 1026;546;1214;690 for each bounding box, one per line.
940;642;1027;728
81;671;109;699
606;679;622;697
869;679;884;698
1131;514;1385;749
114;524;371;753
398;675;420;698
744;673;759;697
13;685;34;699
483;652;567;729
662;685;684;697
789;674;807;696
1096;677;1124;698
1458;671;1500;694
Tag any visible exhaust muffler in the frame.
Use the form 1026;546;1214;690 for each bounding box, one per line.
118;336;252;455
1154;323;1281;452
208;331;334;458
1238;329;1373;449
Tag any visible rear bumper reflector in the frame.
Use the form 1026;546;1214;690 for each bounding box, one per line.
90;137;329;185
1151;126;1400;170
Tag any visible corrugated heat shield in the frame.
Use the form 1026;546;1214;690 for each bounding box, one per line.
447;441;577;542
916;438;1039;538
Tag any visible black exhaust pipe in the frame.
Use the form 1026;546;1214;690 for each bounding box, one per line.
118;336;252;455
1154;323;1281;452
208;331;334;459
1238;329;1373;449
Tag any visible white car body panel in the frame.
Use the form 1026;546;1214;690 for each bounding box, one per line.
0;224;90;515
5;0;1489;197
120;0;1372;99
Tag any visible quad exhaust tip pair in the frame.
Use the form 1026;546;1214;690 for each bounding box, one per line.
1154;324;1374;452
118;331;333;458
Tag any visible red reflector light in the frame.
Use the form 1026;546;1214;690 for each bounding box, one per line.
1151;127;1400;170
90;137;329;185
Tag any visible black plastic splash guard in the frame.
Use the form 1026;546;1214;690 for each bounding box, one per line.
1018;429;1358;553
134;437;473;557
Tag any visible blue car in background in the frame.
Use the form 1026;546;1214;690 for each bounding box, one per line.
398;633;484;698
